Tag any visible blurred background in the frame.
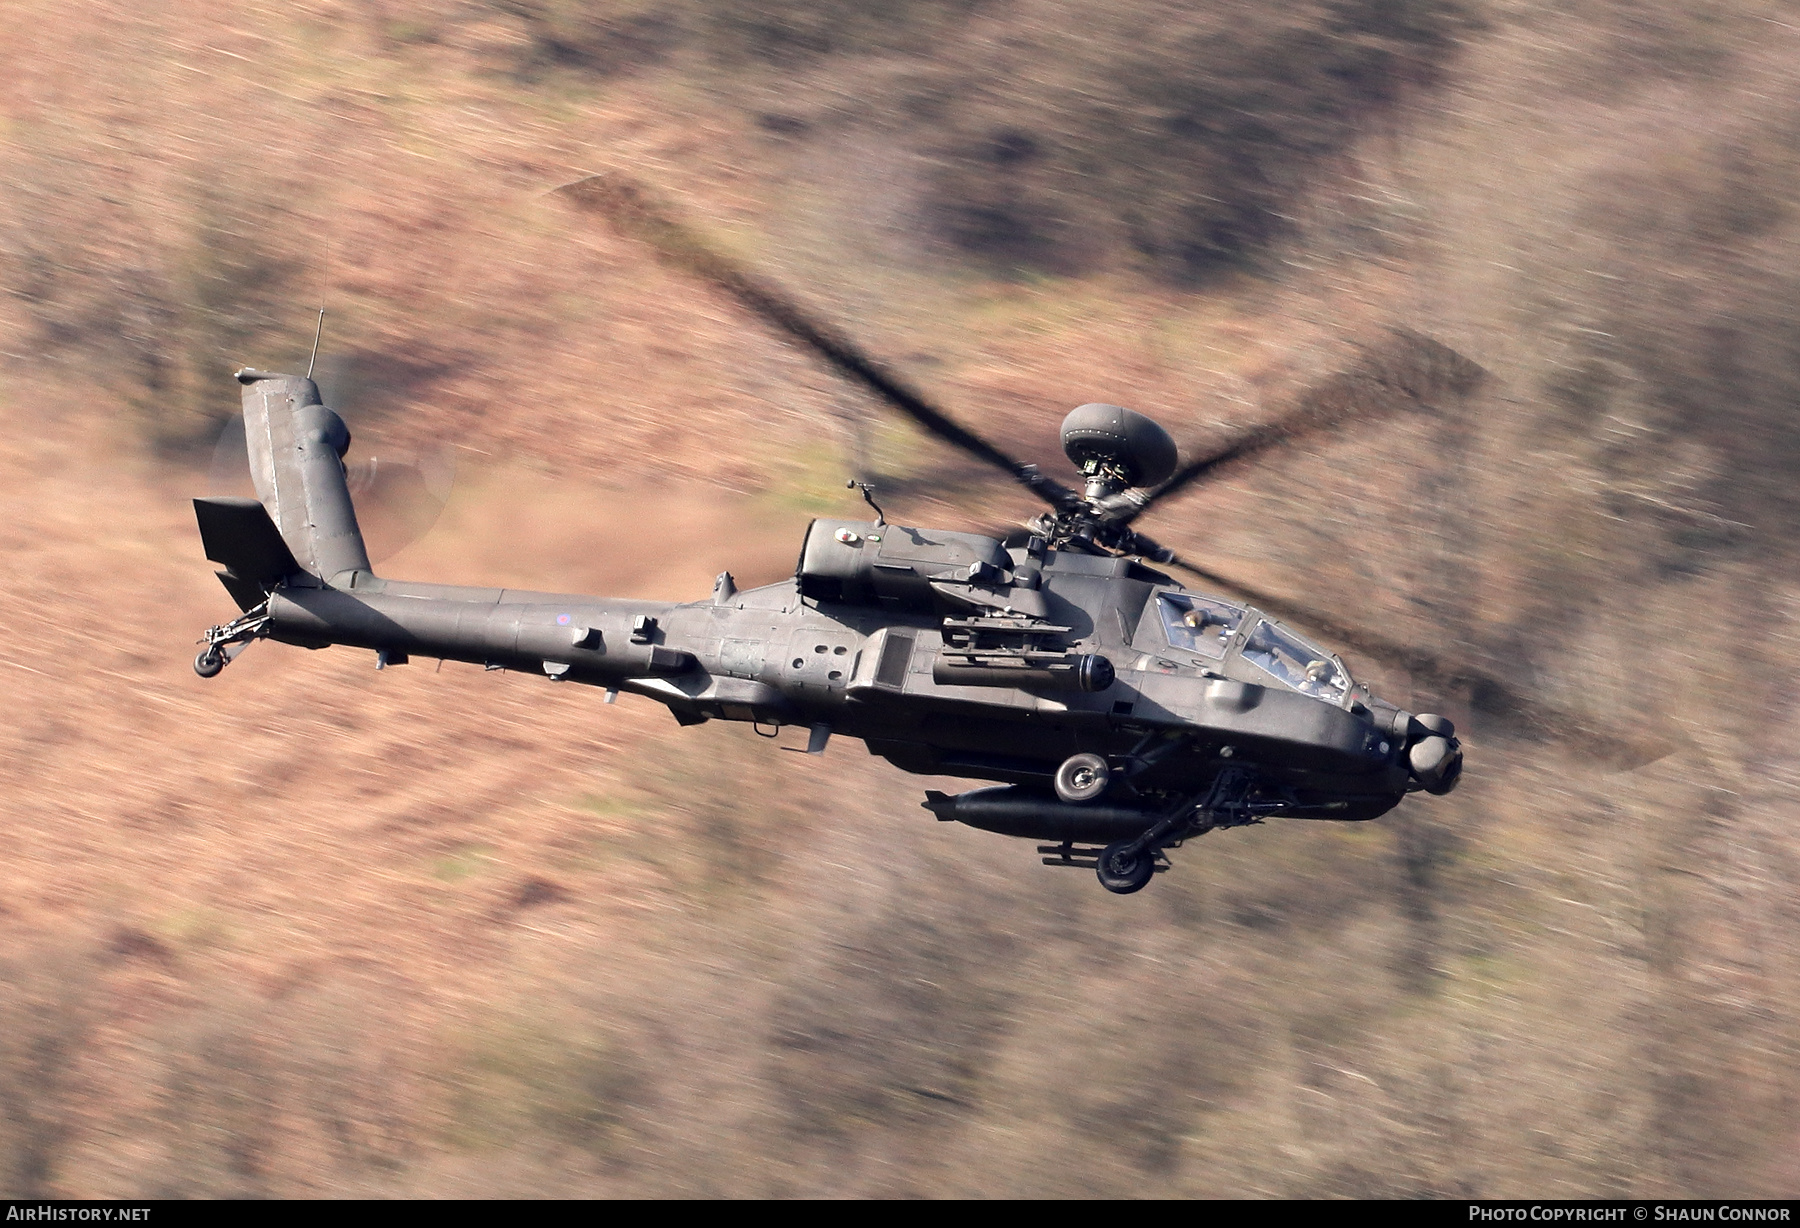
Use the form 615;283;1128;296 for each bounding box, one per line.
2;0;1798;1197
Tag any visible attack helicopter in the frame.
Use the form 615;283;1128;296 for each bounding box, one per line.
191;173;1484;895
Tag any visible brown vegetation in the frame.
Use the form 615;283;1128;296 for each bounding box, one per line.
2;0;1800;1198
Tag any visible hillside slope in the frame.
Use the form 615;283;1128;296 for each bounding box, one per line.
2;0;1799;1196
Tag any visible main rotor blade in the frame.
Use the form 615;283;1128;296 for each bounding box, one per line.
1163;554;1678;770
556;173;1079;512
1123;329;1486;526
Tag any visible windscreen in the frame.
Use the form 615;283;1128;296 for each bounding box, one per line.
1240;618;1351;703
1157;593;1246;659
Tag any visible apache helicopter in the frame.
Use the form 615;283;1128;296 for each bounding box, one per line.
191;173;1484;895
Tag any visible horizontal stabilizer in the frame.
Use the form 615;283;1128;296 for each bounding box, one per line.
194;497;301;608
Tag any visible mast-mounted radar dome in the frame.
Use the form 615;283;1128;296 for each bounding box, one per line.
1060;403;1179;490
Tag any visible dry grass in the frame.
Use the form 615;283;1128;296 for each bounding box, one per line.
3;0;1800;1198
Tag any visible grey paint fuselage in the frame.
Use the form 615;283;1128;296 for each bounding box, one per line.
213;369;1422;836
264;548;1412;816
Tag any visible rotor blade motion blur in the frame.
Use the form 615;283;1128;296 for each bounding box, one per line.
207;415;453;564
1161;553;1677;770
1163;553;1475;688
556;173;1079;511
1122;330;1487;525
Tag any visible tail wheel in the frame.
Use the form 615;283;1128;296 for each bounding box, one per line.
1096;841;1155;894
1054;752;1112;804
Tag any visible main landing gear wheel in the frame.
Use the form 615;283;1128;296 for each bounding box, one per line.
1096;840;1155;894
1054;752;1112;804
193;648;225;679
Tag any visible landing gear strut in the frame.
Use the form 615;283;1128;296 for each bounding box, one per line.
1092;767;1259;895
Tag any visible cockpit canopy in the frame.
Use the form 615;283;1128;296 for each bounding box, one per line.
1158;593;1245;659
1155;592;1351;704
1239;616;1350;702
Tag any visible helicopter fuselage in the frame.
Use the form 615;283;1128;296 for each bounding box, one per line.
196;369;1462;890
250;518;1428;846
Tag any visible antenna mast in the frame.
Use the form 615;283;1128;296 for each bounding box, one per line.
306;308;325;380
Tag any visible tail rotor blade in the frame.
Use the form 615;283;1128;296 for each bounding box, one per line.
206;415;453;564
344;448;456;562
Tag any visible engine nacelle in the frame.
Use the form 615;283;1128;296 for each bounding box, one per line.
796;519;1010;609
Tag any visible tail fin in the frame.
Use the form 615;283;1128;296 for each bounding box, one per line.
234;368;372;584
